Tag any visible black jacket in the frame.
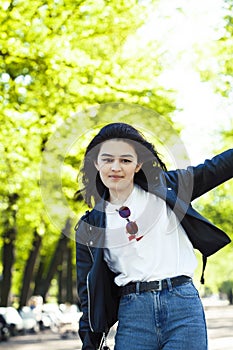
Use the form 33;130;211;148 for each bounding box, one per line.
75;149;233;349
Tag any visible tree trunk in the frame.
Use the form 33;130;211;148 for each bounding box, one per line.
66;245;74;304
18;231;42;308
0;194;18;306
0;228;16;306
33;260;46;297
38;219;71;301
58;246;66;304
58;244;74;304
229;290;233;305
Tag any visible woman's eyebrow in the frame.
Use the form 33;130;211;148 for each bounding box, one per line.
100;153;134;158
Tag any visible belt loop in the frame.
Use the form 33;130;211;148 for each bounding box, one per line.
136;281;140;295
166;278;173;291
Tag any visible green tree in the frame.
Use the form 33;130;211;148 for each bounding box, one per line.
195;0;233;97
189;0;233;294
1;0;177;306
193;140;233;293
219;280;233;304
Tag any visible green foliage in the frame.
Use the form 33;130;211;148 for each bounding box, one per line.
0;0;172;118
1;0;230;305
218;280;233;304
191;12;233;291
195;0;233;96
0;0;178;305
193;168;233;293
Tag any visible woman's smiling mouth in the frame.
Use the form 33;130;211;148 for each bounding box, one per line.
109;175;124;179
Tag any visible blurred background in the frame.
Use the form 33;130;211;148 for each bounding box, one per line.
0;0;232;345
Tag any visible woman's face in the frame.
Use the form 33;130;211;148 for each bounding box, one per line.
95;140;142;200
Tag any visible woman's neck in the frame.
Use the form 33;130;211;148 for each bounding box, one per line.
109;186;134;205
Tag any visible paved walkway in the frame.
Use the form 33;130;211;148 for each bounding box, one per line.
204;301;233;350
1;302;232;349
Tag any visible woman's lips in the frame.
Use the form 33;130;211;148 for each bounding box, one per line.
109;175;124;179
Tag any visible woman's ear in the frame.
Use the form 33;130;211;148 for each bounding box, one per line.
135;163;143;173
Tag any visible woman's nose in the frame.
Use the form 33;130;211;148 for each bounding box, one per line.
111;160;121;171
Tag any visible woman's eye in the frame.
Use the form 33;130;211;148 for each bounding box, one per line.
101;158;132;163
102;158;113;162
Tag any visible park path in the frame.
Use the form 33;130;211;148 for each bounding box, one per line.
1;301;232;350
204;301;233;350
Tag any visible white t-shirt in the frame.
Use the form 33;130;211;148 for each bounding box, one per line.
103;185;197;286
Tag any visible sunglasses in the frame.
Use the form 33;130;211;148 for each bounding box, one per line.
116;206;139;236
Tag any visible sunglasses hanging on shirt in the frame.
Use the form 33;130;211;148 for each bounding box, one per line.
116;206;143;241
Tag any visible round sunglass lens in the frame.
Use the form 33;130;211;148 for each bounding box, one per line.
118;206;131;218
126;221;138;235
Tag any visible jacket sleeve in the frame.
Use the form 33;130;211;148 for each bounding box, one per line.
76;221;102;350
190;148;233;200
168;149;233;202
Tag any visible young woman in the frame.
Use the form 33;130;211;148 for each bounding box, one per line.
75;122;233;350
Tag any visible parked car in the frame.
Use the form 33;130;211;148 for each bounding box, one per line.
58;304;82;339
0;314;10;342
0;307;23;336
40;303;82;338
18;306;40;333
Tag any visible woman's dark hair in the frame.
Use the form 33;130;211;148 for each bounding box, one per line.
76;122;167;207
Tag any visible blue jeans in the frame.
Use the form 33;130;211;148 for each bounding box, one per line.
114;280;208;350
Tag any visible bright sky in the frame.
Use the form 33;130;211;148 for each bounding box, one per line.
139;0;232;164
